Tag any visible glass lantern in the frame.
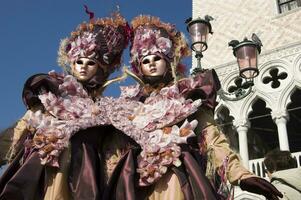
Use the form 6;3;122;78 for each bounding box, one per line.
186;17;213;53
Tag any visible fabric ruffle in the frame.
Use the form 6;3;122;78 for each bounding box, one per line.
25;74;111;167
26;70;220;186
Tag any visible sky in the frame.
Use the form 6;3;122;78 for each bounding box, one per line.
0;0;192;131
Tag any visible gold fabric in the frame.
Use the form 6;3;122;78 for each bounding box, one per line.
147;171;184;200
6;111;31;162
204;125;254;185
12;111;31;147
195;107;254;185
44;148;71;200
102;130;132;183
145;106;255;199
8;106;45;161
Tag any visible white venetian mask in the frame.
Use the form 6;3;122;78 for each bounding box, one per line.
71;57;99;81
140;54;167;76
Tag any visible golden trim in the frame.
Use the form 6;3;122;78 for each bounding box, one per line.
123;67;145;86
101;66;145;89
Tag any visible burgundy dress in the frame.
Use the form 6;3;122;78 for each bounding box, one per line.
0;70;222;200
101;69;222;200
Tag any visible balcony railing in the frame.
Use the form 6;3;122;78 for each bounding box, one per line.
249;151;301;178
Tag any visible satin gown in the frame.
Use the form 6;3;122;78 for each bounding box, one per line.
0;70;251;199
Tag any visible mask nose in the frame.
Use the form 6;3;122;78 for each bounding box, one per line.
149;57;156;67
80;60;89;70
75;59;88;70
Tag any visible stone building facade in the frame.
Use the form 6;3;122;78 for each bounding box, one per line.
192;0;301;199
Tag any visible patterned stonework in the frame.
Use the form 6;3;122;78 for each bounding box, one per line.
192;0;301;69
192;1;301;115
193;2;301;199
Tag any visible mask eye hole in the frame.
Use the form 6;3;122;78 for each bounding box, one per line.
76;60;83;65
87;60;96;66
154;56;162;61
142;58;150;64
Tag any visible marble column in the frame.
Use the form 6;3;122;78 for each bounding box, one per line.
234;120;250;169
272;111;290;151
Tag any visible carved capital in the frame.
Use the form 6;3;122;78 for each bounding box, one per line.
271;110;289;121
233;119;250;129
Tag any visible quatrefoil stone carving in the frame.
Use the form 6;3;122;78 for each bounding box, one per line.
228;77;251;93
262;68;287;88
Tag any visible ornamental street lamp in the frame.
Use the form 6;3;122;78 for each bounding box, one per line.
218;35;262;101
186;15;213;75
186;16;262;101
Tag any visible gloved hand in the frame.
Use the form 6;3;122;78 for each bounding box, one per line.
240;177;283;200
22;74;61;109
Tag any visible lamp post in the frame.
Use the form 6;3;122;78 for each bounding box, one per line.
186;16;262;101
218;35;262;101
186;15;213;75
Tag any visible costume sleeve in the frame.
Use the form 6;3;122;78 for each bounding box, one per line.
0;126;14;166
196;107;255;185
5;110;32;162
1;74;57;164
4;73;62;163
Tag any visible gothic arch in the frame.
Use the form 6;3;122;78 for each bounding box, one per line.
286;86;301;109
280;84;301;112
286;88;301;152
293;53;301;83
239;93;272;120
247;98;277;158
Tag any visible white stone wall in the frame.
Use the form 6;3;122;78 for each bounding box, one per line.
192;2;301;199
192;0;301;69
192;0;301;120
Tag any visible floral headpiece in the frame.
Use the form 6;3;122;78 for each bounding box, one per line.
130;15;191;77
58;12;130;75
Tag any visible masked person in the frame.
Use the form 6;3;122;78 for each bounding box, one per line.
0;12;129;200
108;15;282;200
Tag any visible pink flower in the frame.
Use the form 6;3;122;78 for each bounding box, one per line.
26;72;110;167
137;143;182;186
131;28;173;65
157;37;172;54
131;83;201;132
67;32;99;62
120;84;141;99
